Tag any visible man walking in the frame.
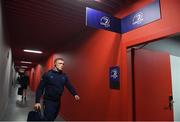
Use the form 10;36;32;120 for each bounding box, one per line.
34;58;80;121
19;72;29;100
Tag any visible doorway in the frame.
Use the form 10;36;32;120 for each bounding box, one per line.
128;34;180;121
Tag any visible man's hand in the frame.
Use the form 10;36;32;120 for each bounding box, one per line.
74;95;80;101
34;103;41;111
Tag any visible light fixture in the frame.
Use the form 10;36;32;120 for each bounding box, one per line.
20;61;32;64
20;66;28;68
78;0;101;2
94;0;101;2
23;49;42;54
19;69;25;73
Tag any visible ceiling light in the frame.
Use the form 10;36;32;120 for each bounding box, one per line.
94;0;101;2
20;66;28;68
19;69;25;73
78;0;101;2
20;61;32;64
23;49;42;54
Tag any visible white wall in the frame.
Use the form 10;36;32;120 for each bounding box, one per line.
10;63;17;87
143;35;180;57
0;0;14;119
170;55;180;121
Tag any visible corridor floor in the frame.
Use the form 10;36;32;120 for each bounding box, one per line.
1;85;64;121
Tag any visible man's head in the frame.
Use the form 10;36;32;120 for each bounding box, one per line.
54;58;64;71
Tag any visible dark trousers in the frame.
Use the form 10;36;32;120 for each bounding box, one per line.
43;99;60;121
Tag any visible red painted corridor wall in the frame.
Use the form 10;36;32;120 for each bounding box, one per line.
29;55;54;91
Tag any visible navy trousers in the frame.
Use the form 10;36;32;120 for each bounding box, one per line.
43;99;60;121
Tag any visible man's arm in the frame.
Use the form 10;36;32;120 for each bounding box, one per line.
35;73;48;103
65;76;80;100
34;73;48;111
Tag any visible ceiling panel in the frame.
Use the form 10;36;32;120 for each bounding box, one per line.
3;0;135;71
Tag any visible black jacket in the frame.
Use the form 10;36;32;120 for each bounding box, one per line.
35;69;77;103
19;75;29;88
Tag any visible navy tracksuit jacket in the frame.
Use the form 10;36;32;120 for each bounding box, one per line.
35;69;77;121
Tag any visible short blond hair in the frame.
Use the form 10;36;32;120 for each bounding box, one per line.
54;58;64;64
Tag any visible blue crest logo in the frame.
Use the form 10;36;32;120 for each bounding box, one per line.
132;12;144;25
100;16;110;28
110;69;118;79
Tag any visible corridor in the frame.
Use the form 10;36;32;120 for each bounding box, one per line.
0;0;180;121
1;85;64;121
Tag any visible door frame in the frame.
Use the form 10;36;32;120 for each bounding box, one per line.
125;34;180;120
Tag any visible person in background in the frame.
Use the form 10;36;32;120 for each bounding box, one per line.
19;72;29;100
34;58;80;121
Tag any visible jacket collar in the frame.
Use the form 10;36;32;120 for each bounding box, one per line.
51;68;63;74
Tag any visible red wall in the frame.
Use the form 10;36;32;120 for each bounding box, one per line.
43;54;54;72
57;31;125;120
29;65;42;91
29;55;54;91
33;65;42;91
29;0;180;121
29;68;34;91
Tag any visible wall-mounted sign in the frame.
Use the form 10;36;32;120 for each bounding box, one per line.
109;66;120;89
86;7;121;33
121;0;161;33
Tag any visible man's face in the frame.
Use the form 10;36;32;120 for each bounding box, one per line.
55;59;64;71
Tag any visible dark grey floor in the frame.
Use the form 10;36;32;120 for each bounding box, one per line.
1;85;64;121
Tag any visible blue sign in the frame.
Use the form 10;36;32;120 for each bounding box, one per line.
121;0;161;33
86;7;121;33
109;66;120;89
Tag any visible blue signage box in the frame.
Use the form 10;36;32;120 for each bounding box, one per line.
121;0;161;33
86;0;161;34
109;66;120;89
86;7;121;33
